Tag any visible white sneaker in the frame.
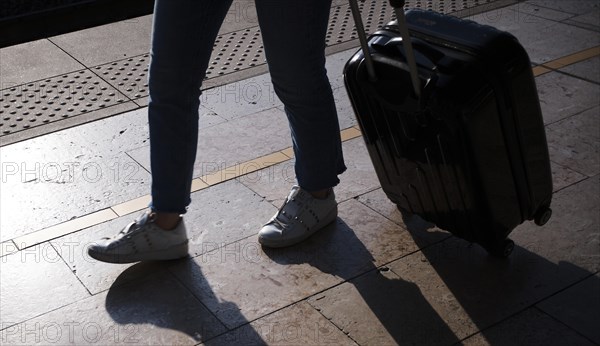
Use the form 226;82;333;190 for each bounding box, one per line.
258;186;338;248
87;211;189;263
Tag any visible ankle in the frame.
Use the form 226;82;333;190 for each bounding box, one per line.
152;212;181;230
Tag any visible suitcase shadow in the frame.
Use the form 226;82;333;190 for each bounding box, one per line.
398;210;598;344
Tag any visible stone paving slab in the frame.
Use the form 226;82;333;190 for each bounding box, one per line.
0;39;85;87
48;15;153;67
176;180;277;257
528;0;600;15
507;2;576;22
560;56;600;84
0;271;227;345
356;188;457;248
511;175;599;272
550;161;588;192
537;273;600;344
337;198;449;266
0;133;151;242
536;72;600;125
127;106;292;180
308;267;465;346
325;48;356;91
546;106;600;177
565;11;600;32
462;307;596;346
235;156;300;208
199;73;283;121
470;4;600;64
218;0;260;35
202;301;358;346
0;243;90;328
332;86;358;130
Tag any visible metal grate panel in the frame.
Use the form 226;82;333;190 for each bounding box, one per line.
1;0;514;142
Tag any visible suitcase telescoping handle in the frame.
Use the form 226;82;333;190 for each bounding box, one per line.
348;0;422;97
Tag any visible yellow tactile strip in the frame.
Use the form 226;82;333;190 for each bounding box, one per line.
533;46;600;77
11;45;600;251
14;209;119;250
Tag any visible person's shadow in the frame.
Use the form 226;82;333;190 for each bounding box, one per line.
104;259;264;345
104;210;597;345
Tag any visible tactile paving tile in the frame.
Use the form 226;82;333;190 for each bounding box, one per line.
91;55;150;101
207;26;266;79
1;0;510;140
327;0;392;45
0;70;127;136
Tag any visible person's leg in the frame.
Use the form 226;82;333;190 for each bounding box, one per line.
256;0;346;192
88;0;233;263
148;0;234;220
255;0;346;247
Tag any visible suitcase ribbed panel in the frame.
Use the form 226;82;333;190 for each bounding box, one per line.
357;83;476;240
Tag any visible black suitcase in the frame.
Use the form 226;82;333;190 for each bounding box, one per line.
344;0;553;257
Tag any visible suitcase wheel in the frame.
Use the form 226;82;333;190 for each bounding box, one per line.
487;238;515;258
534;207;552;226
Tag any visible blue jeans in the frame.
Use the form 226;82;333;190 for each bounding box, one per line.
148;0;346;214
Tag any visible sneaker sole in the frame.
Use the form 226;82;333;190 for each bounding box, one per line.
87;242;189;264
258;208;338;248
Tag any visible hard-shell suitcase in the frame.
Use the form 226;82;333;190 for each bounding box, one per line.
344;0;553;257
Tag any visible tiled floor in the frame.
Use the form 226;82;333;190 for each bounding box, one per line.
1;0;599;345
